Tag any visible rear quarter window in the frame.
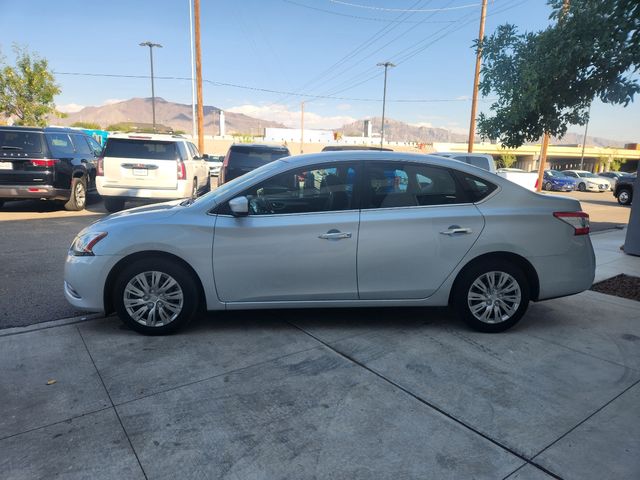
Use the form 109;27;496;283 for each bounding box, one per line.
103;139;179;160
455;171;498;202
46;133;76;157
0;130;45;155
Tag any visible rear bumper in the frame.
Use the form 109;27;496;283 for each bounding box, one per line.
0;184;69;200
97;179;191;200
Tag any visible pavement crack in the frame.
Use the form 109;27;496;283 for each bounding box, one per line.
77;326;149;480
287;320;564;480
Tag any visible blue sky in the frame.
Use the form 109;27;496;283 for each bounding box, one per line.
0;0;638;142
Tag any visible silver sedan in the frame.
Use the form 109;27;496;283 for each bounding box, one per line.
65;152;595;335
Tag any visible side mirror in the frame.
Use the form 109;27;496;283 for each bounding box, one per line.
229;196;249;217
202;153;210;160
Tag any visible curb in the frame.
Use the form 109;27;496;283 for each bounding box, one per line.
0;313;106;338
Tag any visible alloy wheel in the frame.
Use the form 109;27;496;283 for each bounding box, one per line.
75;181;86;208
467;271;522;324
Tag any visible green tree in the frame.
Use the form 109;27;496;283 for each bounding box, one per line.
0;45;61;126
71;121;101;130
477;0;639;148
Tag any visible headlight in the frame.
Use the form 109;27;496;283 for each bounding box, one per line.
69;232;108;256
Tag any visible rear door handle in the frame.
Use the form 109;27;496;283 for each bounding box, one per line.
319;231;352;240
440;226;472;236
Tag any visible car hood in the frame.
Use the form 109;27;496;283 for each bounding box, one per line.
90;200;184;229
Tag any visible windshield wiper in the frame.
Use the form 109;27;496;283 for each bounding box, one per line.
0;146;23;150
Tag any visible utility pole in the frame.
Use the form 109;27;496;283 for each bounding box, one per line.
579;104;591;170
139;41;162;132
188;0;197;139
467;0;488;153
193;0;205;153
300;101;305;154
536;0;570;191
377;62;395;149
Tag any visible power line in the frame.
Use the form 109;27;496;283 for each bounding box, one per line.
329;0;480;13
52;70;492;103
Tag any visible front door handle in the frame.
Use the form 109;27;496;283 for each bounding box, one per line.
440;226;472;236
319;231;352;240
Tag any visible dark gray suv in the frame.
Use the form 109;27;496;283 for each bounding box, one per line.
0;126;102;210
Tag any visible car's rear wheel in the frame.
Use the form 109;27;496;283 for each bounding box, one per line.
114;257;199;335
64;177;87;211
617;188;632;206
578;182;586;192
452;260;530;333
104;197;125;213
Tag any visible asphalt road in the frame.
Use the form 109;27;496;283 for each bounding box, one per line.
0;189;631;329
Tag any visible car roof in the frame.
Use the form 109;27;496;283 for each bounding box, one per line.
0;126;89;135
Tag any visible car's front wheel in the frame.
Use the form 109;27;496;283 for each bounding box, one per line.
544;181;553;191
452;260;530;333
113;257;200;335
578;182;586;192
617;188;632;205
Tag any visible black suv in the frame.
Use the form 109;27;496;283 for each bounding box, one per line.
0;126;102;210
218;144;290;185
613;172;636;205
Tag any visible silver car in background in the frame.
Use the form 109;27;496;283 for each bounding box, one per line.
65;152;595;335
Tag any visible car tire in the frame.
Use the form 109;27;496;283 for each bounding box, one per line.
452;260;530;333
202;175;211;194
64;177;87;211
113;257;200;335
104;197;125;213
578;182;586;192
544;181;553;191
617;188;632;206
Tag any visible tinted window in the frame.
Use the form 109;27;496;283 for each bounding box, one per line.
365;163;462;209
228;146;290;168
240;163;358;215
45;133;75;157
103;139;179;160
71;135;93;155
0;130;45;154
86;137;103;156
455;171;498;202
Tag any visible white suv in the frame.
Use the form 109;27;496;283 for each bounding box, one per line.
97;134;210;212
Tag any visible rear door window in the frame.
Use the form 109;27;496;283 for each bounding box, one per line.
71;134;93;155
103;139;179;160
46;133;75;157
0;130;46;156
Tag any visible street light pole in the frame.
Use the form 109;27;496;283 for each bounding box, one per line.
579;104;591;171
377;62;395;149
139;41;163;132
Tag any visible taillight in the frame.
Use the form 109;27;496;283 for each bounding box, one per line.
553;212;590;235
177;160;186;180
96;157;104;176
31;159;58;167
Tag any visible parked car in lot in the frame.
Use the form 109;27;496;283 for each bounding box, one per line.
599;171;627;189
613;172;636;205
542;170;577;191
218;144;290;185
65;151;595;336
561;170;611;192
205;154;224;177
97;134;210;212
495;168;538;191
433;152;497;173
0;126;102;210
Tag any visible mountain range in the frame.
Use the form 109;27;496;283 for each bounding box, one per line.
54;97;625;147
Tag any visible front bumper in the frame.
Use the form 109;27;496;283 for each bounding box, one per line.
64;253;123;311
585;183;608;192
0;184;69;200
551;183;575;191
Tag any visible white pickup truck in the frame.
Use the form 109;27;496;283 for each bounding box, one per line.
433;152;537;191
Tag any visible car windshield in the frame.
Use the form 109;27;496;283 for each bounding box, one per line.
103;139;179;160
189;159;286;206
578;172;598;178
547;170;568;178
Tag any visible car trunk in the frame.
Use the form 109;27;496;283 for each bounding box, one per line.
102;138;179;190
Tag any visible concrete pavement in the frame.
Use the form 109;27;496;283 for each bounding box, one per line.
1;229;639;479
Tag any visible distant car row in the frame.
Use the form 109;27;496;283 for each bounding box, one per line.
0;126;635;211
